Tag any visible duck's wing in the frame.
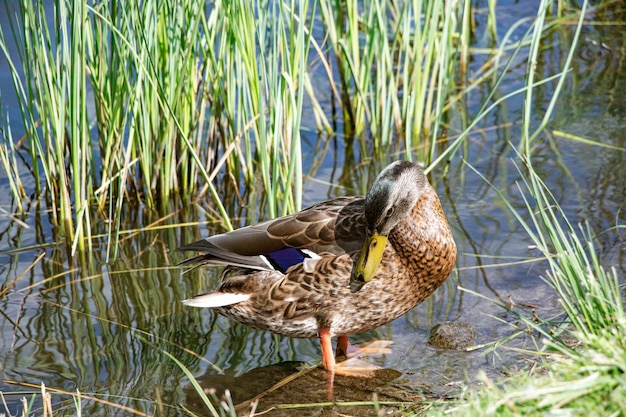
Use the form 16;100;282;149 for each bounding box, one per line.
178;196;367;272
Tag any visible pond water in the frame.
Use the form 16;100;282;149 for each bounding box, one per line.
1;1;625;416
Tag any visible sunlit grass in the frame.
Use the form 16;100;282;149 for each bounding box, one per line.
162;349;240;417
441;153;626;416
317;0;467;164
0;124;26;214
1;0;591;257
1;0;623;414
433;0;626;410
0;0;614;258
0;0;478;258
0;0;315;257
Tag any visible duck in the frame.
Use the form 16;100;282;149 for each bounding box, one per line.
178;160;457;376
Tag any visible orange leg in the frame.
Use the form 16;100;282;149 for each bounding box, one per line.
319;328;337;400
319;330;386;378
318;328;336;372
336;335;349;357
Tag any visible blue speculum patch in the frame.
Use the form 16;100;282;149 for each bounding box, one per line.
264;247;310;273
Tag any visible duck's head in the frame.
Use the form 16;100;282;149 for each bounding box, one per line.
352;160;427;291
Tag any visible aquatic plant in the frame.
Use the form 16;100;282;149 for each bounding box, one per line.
0;0;470;258
438;1;626;414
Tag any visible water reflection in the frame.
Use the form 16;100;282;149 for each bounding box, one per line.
1;128;624;414
1;2;626;416
0;181;464;415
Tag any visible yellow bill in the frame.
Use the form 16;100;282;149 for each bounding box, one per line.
354;233;388;283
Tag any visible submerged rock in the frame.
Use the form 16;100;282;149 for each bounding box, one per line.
428;322;476;350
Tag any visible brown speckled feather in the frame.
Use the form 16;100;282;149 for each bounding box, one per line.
178;197;367;269
179;161;457;343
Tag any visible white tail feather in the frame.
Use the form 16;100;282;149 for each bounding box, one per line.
182;292;251;308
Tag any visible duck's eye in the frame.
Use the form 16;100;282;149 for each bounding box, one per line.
385;207;394;219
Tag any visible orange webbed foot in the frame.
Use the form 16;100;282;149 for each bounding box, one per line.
343;339;394;358
321;332;393;378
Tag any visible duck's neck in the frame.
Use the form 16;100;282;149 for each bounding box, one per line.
389;191;456;281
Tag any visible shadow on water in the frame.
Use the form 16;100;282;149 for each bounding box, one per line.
0;191;463;415
1;2;626;416
2;137;623;416
184;363;405;416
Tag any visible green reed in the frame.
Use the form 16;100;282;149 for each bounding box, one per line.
219;0;310;217
0;110;26;213
1;0;315;257
440;0;626;412
163;349;238;417
318;0;467;164
506;0;625;345
0;0;568;258
520;0;588;153
449;152;626;417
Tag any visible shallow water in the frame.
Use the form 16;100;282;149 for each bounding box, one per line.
1;1;625;416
